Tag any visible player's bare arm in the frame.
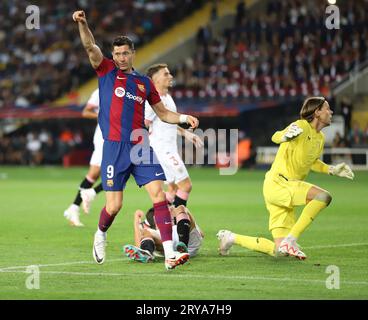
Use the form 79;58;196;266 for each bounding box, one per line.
82;103;98;119
177;126;203;148
134;210;144;247
151;101;199;129
144;119;151;128
73;10;103;69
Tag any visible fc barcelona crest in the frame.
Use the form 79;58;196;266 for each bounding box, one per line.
137;84;145;93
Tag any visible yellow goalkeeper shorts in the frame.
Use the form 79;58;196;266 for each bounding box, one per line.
263;173;314;238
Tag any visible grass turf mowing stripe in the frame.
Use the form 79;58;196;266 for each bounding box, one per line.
1;269;367;286
1;242;367;271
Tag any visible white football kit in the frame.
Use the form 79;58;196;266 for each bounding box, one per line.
146;224;203;257
172;224;203;257
145;94;189;183
87;89;104;166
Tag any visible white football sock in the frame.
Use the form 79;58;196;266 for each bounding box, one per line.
96;228;106;237
71;204;79;211
162;240;174;258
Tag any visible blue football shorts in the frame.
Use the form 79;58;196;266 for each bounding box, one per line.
101;140;166;191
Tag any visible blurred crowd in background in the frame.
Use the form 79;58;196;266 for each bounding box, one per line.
1;117;368;166
0;0;204;108
0;123;91;165
1;0;368;166
2;0;368;107
171;0;368;99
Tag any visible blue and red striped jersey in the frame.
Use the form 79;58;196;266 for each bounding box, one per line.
95;57;161;142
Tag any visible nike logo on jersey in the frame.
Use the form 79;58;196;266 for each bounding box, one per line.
117;76;126;80
155;172;164;176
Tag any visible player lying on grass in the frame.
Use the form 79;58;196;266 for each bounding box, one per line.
124;204;204;265
217;97;354;260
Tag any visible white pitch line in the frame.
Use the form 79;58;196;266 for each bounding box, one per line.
304;243;368;249
0;269;367;286
0;259;123;271
0;242;367;272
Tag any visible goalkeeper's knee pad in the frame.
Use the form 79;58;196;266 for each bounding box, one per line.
314;191;332;206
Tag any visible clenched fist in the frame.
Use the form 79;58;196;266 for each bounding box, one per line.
187;115;199;129
72;10;87;23
179;114;199;129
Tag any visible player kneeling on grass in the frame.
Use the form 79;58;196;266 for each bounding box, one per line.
217;97;354;260
124;204;204;268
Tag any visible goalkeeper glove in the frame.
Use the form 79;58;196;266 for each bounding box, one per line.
329;162;354;180
283;123;303;141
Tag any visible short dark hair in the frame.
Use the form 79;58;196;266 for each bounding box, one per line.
300;97;326;122
111;36;134;51
145;207;156;229
146;63;168;79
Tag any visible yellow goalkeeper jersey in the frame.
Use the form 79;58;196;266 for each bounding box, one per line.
267;119;329;181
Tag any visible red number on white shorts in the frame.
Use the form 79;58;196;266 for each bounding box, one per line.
170;156;179;166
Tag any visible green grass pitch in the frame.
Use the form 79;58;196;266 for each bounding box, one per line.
0;166;367;299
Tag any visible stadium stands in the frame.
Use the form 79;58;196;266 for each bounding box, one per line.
0;0;205;109
1;0;368;165
171;0;368;100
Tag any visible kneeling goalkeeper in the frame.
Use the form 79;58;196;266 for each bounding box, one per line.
217;97;354;260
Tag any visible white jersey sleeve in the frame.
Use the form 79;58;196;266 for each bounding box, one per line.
145;101;156;122
87;89;100;111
